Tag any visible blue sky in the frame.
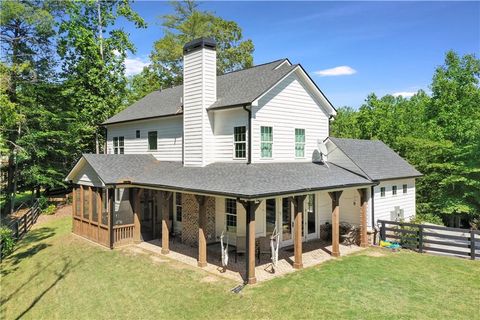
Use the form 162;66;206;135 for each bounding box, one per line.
120;1;480;108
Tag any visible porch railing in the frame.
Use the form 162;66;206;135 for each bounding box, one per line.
113;224;135;246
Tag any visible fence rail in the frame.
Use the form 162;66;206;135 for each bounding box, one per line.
0;199;41;261
379;220;480;260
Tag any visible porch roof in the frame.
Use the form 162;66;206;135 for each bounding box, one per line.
67;154;373;199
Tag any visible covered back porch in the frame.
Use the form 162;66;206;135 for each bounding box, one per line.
71;184;370;284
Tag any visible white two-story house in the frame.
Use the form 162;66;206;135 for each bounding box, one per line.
66;38;421;284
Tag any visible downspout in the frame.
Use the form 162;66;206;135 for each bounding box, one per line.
243;104;252;164
371;185;375;228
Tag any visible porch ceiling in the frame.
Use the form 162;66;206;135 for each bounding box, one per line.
67;154;374;199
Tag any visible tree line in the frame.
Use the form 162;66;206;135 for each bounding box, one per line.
0;0;253;215
331;52;480;227
1;1;478;226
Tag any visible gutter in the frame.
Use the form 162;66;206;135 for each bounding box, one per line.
243;104;252;164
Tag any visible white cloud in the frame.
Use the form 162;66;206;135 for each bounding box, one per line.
392;91;416;98
314;66;357;77
124;56;150;76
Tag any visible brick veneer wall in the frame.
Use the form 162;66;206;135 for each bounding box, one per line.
181;194;216;246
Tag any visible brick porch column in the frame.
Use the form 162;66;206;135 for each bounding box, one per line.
293;195;306;269
328;191;343;257
196;195;207;267
161;191;172;254
357;188;368;247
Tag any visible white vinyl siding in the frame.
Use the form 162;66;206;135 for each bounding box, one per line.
183;47;216;166
373;178;416;223
251;71;329;162
212;108;248;162
106;116;182;161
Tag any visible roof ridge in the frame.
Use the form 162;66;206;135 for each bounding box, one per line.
218;58;289;77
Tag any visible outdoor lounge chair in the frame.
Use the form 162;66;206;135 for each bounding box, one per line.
257;236;271;263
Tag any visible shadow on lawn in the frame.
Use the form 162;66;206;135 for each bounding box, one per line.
1;227;56;278
10;254;91;320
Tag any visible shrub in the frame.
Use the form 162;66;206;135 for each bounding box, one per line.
0;226;16;257
411;213;444;226
38;196;49;210
42;204;56;215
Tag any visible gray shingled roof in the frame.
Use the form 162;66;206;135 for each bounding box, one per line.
328;137;422;181
103;59;296;125
78;154;373;198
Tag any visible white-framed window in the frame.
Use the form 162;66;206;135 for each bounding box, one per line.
175;193;182;222
380;187;385;197
113;136;124;154
148;131;157;150
403;184;408;194
295;128;305;158
233;126;246;159
392;185;397;196
136;130;140;139
260;126;273;158
225;199;237;233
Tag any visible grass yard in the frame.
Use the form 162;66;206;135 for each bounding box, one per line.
1;216;479;320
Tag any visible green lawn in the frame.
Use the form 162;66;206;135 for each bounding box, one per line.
1;216;479;320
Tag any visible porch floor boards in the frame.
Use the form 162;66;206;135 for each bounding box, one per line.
136;239;364;283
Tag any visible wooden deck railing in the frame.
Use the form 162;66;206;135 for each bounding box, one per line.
113;224;135;246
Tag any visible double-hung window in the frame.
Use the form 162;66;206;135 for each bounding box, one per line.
392;185;397;196
113;136;124;154
260;126;273;158
295;128;305;158
233;126;246;159
380;187;386;197
403;184;408;194
225;199;237;233
148;131;157;151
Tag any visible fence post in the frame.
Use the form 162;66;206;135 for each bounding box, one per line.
380;221;386;241
23;214;27;235
15;220;19;240
418;225;424;253
471;230;475;261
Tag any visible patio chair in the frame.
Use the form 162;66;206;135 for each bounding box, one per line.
235;236;246;263
257;236;271;263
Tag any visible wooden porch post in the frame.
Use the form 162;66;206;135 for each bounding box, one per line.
72;186;76;216
133;188;143;244
80;185;84;218
293;195;306;269
161;191;172;254
239;200;259;285
88;187;93;225
328;191;343;257
96;188;101;241
357;188;368;247
108;188;114;249
196;195;207;267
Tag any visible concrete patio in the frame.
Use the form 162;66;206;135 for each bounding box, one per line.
136;238;365;283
